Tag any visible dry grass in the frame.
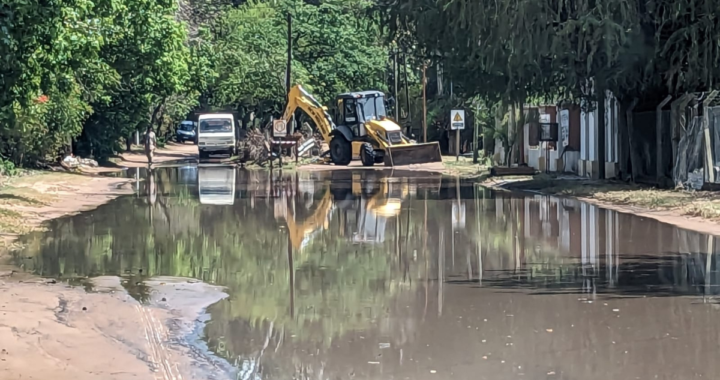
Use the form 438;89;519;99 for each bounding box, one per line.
442;155;490;177
489;174;720;221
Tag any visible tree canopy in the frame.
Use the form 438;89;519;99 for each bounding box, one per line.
380;0;720;103
5;0;720;167
1;0;391;166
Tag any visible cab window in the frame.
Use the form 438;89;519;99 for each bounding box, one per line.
344;99;357;124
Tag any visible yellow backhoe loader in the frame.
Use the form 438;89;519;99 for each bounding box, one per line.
281;85;442;167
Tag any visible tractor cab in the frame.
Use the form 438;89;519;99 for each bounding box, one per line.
334;91;388;138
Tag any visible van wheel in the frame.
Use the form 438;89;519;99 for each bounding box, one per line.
330;136;352;166
360;143;375;167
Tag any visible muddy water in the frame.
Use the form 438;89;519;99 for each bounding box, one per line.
13;166;720;380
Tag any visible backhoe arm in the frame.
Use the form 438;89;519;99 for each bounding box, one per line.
282;85;336;143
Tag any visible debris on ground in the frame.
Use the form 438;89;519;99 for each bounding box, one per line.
61;155;99;170
236;125;324;167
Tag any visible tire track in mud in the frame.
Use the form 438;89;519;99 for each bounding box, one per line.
136;304;182;380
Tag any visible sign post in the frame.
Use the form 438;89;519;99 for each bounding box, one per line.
451;110;465;162
273;120;287;138
273;120;287;168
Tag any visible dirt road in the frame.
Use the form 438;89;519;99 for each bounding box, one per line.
113;142;198;168
0;276;228;380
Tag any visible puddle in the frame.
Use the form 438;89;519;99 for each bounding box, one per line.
12;166;720;379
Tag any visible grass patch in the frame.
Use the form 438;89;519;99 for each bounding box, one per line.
0;207;39;235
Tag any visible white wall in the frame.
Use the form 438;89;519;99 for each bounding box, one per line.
523;109;561;173
579;91;620;178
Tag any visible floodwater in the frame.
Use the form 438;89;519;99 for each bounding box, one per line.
12;165;720;380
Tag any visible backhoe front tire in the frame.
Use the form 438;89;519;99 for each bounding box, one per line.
360;143;375;167
330;136;352;166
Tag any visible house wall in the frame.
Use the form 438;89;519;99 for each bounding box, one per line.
558;105;581;174
524;106;562;172
578;91;620;179
522;105;584;173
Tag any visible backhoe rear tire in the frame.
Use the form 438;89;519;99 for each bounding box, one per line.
360;143;375;167
330;136;352;166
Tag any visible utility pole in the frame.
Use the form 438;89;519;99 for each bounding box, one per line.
286;13;292;134
473;101;480;164
422;64;427;143
403;53;411;135
286;13;292;102
393;49;399;121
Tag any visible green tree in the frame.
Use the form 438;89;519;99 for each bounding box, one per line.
207;0;389;128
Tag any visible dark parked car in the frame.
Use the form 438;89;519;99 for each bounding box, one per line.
176;121;196;144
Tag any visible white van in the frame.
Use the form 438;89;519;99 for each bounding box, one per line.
197;113;236;159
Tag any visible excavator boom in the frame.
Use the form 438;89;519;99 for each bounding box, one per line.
282;85;336;143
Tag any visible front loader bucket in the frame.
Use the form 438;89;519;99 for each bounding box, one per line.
383;142;442;167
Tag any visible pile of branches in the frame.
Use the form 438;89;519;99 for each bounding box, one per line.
237;128;272;166
236;122;326;166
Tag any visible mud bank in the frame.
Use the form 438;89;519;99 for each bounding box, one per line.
0;143;200;257
0;276;229;380
0;172;133;258
483;175;720;236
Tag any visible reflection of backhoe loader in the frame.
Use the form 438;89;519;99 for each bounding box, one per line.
281;172;443;249
283;186;335;251
281;85;442;167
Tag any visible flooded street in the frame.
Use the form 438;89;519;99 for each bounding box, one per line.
12;166;720;380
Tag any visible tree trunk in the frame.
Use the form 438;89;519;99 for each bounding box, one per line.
618;98;630;181
517;100;526;166
150;101;164;129
626;98;641;181
597;84;606;180
509;102;517;165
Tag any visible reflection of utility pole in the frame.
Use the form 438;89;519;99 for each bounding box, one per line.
473;184;480;284
395;211;401;261
705;235;714;303
438;229;444;317
423;198;428;321
452;176;460;270
288;224;295;318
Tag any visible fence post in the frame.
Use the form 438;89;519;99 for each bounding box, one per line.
656;95;672;186
702;91;718;183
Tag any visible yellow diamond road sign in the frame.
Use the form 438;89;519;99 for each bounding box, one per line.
451;110;465;130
